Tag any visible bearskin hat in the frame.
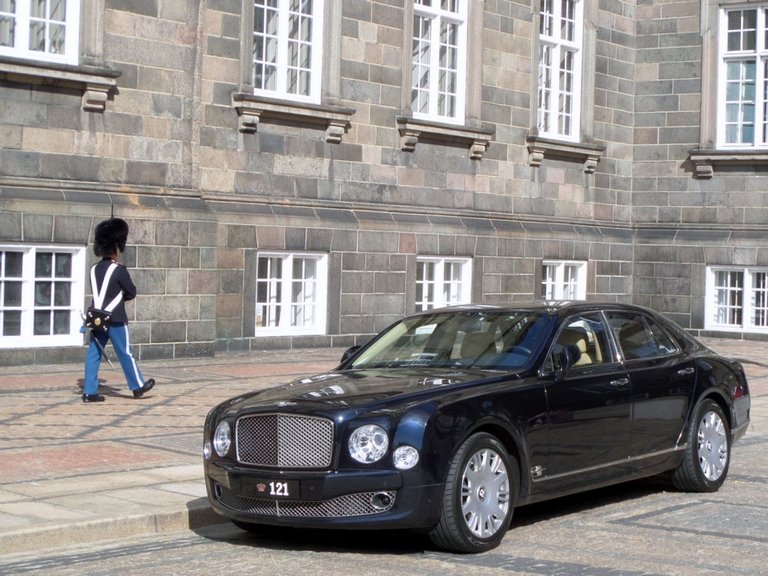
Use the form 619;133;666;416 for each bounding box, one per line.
93;218;129;257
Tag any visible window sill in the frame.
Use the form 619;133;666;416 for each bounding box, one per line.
526;135;605;174
396;116;494;159
0;56;120;112
232;92;355;144
689;148;768;179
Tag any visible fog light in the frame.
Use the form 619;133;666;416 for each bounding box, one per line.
393;445;419;470
371;492;393;510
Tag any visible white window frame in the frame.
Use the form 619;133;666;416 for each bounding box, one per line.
706;266;768;332
537;0;583;141
251;0;324;104
541;260;587;300
0;244;86;348
415;256;472;311
254;252;327;336
716;5;768;148
0;0;80;65
411;0;468;125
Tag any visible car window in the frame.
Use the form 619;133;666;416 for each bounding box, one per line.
546;313;611;372
606;312;679;360
349;311;550;370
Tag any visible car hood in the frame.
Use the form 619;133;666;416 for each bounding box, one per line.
217;367;521;415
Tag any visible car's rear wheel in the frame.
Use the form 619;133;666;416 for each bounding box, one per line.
672;399;731;492
429;432;517;553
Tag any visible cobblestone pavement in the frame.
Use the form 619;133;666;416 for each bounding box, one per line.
0;338;765;559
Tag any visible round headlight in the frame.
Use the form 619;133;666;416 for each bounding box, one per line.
393;445;420;470
349;424;389;464
213;421;232;457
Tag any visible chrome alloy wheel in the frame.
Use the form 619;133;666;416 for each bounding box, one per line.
460;447;511;538
697;409;728;481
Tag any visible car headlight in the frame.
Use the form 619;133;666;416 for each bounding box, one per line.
393;445;420;470
213;421;232;457
348;424;389;464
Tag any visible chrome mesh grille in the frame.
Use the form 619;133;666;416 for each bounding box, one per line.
236;413;334;468
216;484;396;518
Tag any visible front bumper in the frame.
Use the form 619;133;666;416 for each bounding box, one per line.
204;461;443;530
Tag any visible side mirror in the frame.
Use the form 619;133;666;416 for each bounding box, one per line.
558;344;580;372
340;345;361;365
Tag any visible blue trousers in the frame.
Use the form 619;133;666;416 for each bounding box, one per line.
84;323;145;395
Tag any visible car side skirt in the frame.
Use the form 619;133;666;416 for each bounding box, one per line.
521;446;685;505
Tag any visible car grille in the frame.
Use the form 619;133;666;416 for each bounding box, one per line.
215;484;396;517
235;413;334;468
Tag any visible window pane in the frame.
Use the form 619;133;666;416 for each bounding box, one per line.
540;0;553;37
53;310;69;334
560;0;575;42
0;5;15;48
4;251;23;276
4;281;22;306
35;281;51;306
34;310;50;335
36;252;52;277
54;282;70;306
55;253;72;277
3;311;21;336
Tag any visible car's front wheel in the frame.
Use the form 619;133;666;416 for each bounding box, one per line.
672;399;731;492
429;432;517;553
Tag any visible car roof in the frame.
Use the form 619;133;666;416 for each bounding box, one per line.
407;301;660;320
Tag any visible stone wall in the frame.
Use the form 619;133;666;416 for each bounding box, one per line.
3;1;768;365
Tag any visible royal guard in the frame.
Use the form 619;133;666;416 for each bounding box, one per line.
82;218;156;403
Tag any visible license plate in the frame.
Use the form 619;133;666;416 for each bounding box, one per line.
241;478;299;500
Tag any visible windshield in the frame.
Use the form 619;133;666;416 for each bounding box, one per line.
350;310;551;370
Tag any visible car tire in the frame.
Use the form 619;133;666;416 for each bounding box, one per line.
429;432;517;553
672;399;731;492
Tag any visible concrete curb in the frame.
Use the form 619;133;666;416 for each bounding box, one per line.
0;500;224;555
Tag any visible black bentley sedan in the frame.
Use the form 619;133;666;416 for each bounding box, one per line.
203;302;751;553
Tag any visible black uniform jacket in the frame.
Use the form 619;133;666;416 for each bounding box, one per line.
90;257;136;323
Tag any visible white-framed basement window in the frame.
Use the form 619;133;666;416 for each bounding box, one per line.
254;252;327;335
0;0;81;65
541;260;587;300
251;0;324;104
706;266;768;331
0;244;86;348
537;0;583;141
411;0;468;124
415;256;472;311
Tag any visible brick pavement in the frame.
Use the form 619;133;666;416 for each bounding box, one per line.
0;339;764;555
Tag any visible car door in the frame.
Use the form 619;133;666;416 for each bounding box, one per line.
605;311;695;460
539;313;633;488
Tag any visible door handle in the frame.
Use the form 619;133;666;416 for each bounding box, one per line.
677;367;695;376
609;378;630;388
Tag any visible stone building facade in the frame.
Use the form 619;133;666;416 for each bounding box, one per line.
0;0;766;366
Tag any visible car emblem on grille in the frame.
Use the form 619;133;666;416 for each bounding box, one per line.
276;401;295;407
